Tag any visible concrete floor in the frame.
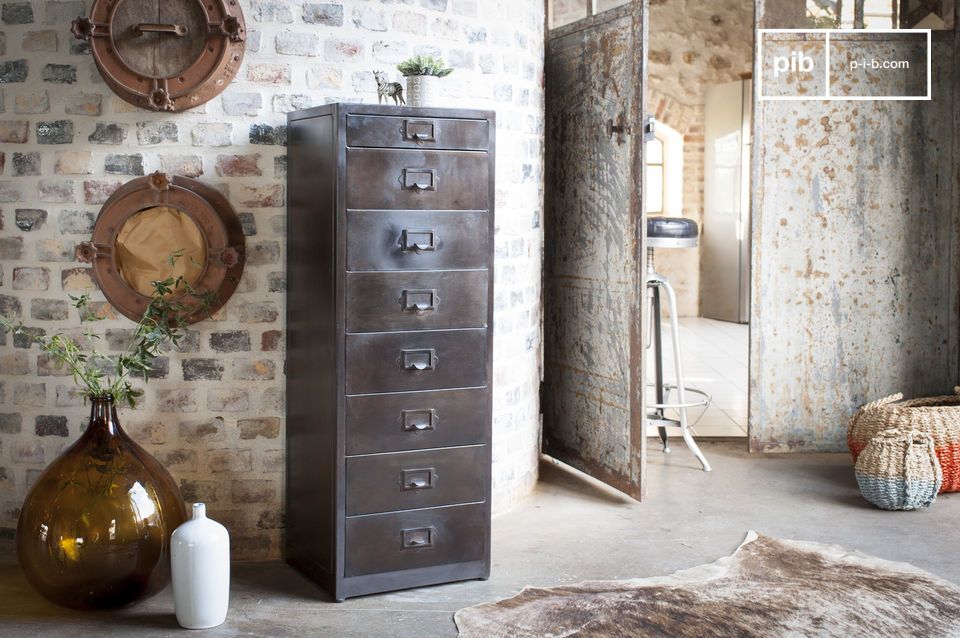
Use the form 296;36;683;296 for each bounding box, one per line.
1;441;958;637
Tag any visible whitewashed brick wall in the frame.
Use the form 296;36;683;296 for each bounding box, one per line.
0;0;544;559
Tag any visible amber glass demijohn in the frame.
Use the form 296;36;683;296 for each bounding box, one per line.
16;396;186;609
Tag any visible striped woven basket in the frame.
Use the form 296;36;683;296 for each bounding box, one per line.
848;387;960;493
854;429;941;510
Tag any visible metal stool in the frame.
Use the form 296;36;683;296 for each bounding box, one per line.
646;217;712;472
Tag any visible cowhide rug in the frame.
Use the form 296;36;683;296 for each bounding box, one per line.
454;532;960;637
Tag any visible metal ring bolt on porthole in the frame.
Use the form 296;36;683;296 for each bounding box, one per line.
76;172;246;324
71;0;246;112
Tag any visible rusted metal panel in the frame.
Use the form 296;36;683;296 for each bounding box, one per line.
543;3;647;498
750;14;958;452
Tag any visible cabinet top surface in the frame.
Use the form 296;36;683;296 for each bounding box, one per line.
288;102;496;123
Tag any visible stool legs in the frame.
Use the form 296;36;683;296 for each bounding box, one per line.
647;271;712;472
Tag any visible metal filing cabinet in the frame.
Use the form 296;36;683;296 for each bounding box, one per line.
285;103;494;601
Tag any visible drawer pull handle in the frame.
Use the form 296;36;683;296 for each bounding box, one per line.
401;468;435;491
402;527;435;549
401;289;438;313
401;168;437;192
403;120;436;142
399;229;439;253
401;408;437;432
401;349;436;371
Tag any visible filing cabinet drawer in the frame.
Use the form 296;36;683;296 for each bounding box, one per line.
346;210;489;271
346;387;489;455
345;329;487;394
346;148;489;211
344;503;486;577
346;115;489;151
346;270;488;333
345;446;486;516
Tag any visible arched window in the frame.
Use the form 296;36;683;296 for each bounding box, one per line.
645;123;683;216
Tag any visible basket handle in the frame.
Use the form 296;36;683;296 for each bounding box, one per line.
862;393;903;410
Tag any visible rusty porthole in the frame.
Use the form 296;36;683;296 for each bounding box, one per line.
71;0;245;112
78;172;246;324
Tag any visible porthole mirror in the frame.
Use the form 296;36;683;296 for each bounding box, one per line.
77;172;246;323
71;0;246;112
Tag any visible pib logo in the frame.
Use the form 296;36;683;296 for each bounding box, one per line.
772;50;815;77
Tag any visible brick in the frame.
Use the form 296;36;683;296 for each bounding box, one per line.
23;30;58;52
0;59;27;83
238;184;283;208
257;509;284;529
236;302;278;324
231;479;277;504
11;152;40;176
276;32;320;56
249;124;286;145
238;212;257;236
270;213;286;234
207;388;250;412
353;6;387;31
136;121;178;145
222;92;262;116
303;3;342;25
64;93;102;116
207;449;253;473
272;94;311;113
36;120;73;144
31;298;69;321
180;416;226;443
0;351;29;375
42;64;76;84
232;359;276;381
0;120;29;143
247;63;290;84
39;180;75;203
104;328;134;351
274;156;287;178
0;414;21;434
36;239;75;261
83;179;121;204
0;182;22;202
261;330;282;351
160;154;203;177
147;357;169;380
215;154;261;177
239;417;280;440
172;330;201;353
191;122;232;147
267;272;286;292
122;419;165;444
13;383;45;407
261;449;284;472
210;330;251;352
0;294;22;317
61;267;95;291
13;267;50;291
324;38;364;62
80;301;117;322
36;415;70;438
36;353;69;377
247;241;280;266
306;66;341;90
182;358;224;381
232;534;271;558
54;150;93;175
104;153;144;175
14;91;49;114
88;122;127;144
58;209;95;234
251;0;293;22
180;479;219;503
156;388;198;413
421;0;449;10
15;209;46;231
372;40;408;64
2;3;32;23
12;326;43;349
12;441;43;464
155;449;197;473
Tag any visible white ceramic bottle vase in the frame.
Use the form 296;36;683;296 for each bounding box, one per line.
171;503;230;629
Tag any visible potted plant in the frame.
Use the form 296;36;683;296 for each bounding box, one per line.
0;262;214;609
396;54;454;107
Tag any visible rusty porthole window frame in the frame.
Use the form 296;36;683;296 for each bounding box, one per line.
77;172;246;324
71;0;246;112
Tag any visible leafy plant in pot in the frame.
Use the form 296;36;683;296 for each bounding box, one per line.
396;54;454;107
0;259;215;609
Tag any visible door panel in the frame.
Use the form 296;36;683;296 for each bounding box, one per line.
542;3;646;500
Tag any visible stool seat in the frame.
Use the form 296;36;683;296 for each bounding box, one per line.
647;217;698;248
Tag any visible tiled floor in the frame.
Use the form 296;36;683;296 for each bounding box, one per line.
646;316;748;438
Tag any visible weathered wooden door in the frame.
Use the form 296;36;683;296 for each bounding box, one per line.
543;2;648;499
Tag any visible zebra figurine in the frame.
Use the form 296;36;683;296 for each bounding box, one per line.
373;71;405;105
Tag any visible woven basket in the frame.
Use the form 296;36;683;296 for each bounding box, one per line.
854;429;941;510
848;387;960;492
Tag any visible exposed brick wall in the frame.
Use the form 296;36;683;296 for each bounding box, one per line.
648;0;753;317
0;0;544;559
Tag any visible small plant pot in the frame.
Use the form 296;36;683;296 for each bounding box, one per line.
406;75;439;107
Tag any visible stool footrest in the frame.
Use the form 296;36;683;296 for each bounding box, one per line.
646;384;712;411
